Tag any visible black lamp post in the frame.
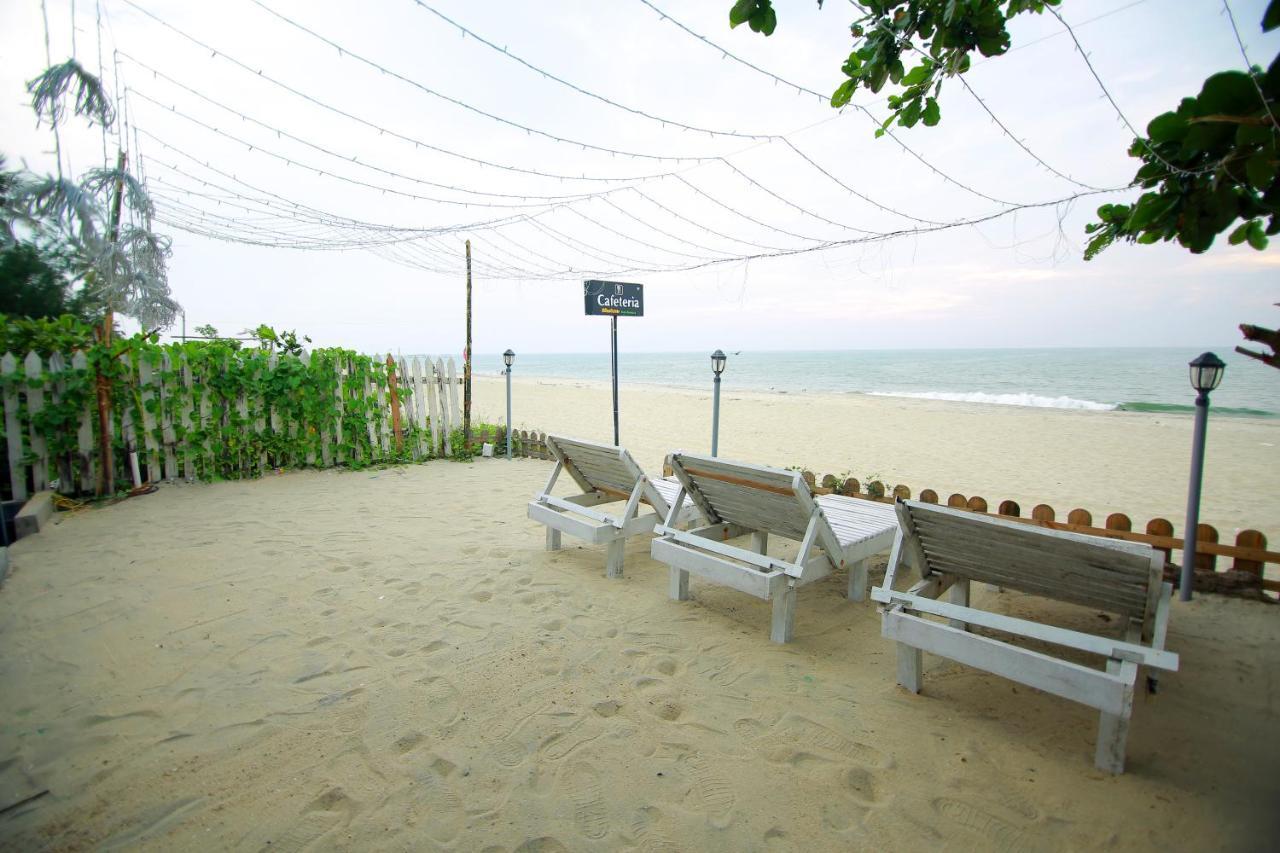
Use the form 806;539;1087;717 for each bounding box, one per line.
711;349;727;457
503;349;515;460
1180;351;1226;601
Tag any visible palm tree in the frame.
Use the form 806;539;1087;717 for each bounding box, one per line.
16;57;181;494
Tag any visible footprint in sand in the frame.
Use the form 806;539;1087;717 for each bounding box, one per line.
842;766;885;807
263;788;351;852
415;768;465;844
680;752;735;828
630;806;680;853
931;797;1044;853
490;708;590;767
736;714;890;768
563;761;609;839
513;839;571;853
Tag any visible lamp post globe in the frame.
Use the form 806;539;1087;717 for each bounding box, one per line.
711;349;727;376
1188;351;1225;394
503;349;515;369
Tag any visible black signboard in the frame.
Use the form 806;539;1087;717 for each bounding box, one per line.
584;280;644;317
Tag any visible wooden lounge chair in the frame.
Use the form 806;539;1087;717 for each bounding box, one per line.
527;435;702;578
650;452;898;643
869;500;1178;774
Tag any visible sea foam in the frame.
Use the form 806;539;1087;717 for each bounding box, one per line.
867;391;1117;411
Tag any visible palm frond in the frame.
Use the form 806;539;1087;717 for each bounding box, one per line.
81;166;155;224
14;175;103;244
92;225;180;329
27;59;116;128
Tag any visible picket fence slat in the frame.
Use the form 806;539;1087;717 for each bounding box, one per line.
3;354;27;502
24;352;47;493
180;354;195;482
160;352;179;481
73;351;94;493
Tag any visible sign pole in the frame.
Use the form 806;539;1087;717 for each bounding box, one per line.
611;314;619;445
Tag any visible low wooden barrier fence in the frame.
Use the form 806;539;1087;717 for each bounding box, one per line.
650;460;1276;600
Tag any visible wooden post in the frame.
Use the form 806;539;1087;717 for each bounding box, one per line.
386;354;403;455
463;238;472;451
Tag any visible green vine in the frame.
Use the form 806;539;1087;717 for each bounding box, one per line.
0;315;492;494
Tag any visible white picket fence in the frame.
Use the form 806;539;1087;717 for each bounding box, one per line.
0;350;474;500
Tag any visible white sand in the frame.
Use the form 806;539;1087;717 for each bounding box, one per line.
1;461;1277;850
474;374;1280;536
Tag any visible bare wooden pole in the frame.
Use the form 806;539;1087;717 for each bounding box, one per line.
463;239;472;451
95;149;127;496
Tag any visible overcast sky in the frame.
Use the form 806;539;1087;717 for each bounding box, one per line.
2;0;1277;356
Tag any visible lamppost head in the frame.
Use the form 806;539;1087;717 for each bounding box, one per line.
503;349;516;368
711;349;727;376
1188;352;1225;393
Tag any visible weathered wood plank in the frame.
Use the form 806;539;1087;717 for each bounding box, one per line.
46;353;74;490
2;353;26;501
23;352;48;493
179;353;196;482
136;355;163;482
160;352;179;481
72;351;94;493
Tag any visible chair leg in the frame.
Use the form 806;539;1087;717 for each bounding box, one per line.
896;643;923;693
669;566;690;600
1095;663;1135;774
948;579;970;630
847;558;868;602
605;538;625;579
770;583;797;644
545;527;562;551
750;531;769;554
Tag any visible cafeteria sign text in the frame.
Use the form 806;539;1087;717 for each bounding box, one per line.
584;280;643;317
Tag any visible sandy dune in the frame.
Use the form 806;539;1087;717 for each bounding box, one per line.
473;374;1280;536
1;460;1277;850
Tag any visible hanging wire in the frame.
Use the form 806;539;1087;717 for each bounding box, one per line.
1222;0;1279;132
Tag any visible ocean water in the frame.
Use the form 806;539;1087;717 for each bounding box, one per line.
469;348;1280;418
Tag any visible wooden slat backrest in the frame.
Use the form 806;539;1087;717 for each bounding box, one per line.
903;500;1161;631
545;435;669;514
669;452;813;541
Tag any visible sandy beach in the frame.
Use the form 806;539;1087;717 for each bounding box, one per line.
1;459;1278;850
474;374;1280;536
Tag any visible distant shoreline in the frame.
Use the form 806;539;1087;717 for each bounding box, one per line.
476;370;1277;419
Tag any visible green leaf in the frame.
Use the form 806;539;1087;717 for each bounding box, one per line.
1247;219;1269;250
901;62;932;86
1245;153;1277;189
1263;0;1279;32
922;97;940;126
1228;221;1251;245
831;79;857;108
1196;71;1259;116
728;0;755;28
1146;111;1185;144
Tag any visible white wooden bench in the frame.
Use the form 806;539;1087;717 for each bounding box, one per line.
527;435;702;578
870;500;1178;774
650;452;898;643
